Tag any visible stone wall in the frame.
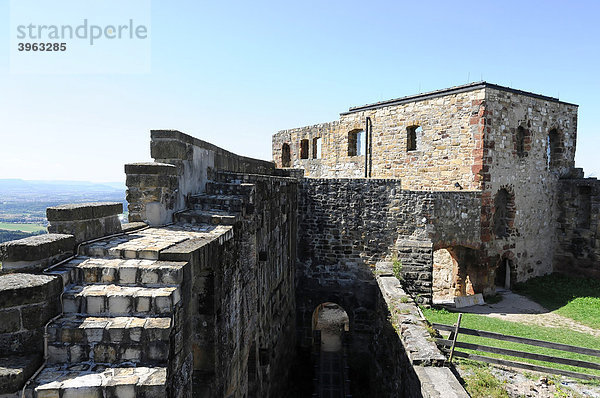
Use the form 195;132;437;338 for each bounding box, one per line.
555;176;600;278
47;202;123;243
374;272;468;398
480;87;579;286
0;273;63;394
274;87;486;191
127;130;277;225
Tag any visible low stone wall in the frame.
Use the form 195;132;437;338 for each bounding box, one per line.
47;202;123;243
374;271;468;398
0;234;74;273
0;273;63;394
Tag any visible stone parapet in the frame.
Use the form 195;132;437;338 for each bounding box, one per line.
0;233;75;273
47;202;123;243
375;274;468;397
125;162;179;225
0;273;63;394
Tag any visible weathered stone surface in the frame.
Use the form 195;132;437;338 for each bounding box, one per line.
124;162;178;176
0;354;42;394
0;234;74;272
0;273;62;308
413;366;469;397
47;202;122;222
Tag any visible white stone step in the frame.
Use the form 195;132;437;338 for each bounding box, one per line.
60;257;187;287
46;315;172;365
62;284;180;316
29;364;166;398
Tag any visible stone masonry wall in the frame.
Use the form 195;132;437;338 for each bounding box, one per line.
274;88;486;191
480;88;579;285
296;178;480;393
555;177;600;278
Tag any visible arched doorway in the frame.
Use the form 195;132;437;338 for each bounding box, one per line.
433;246;486;302
312;302;349;352
311;302;350;397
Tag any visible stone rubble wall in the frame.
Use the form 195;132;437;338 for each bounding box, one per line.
273;89;486;191
480;88;579;285
555;176;600;278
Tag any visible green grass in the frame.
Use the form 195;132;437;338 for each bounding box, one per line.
423;307;600;377
0;222;46;233
514;273;600;329
457;359;510;398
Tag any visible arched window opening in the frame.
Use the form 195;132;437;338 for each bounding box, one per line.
547;129;560;170
516;126;526;158
313;137;322;159
348;129;365;156
281;143;291;167
407;125;421;151
300;139;309;159
493;188;514;238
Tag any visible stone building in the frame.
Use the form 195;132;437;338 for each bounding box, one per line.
273;82;599;300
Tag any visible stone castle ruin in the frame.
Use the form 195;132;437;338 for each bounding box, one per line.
0;82;597;397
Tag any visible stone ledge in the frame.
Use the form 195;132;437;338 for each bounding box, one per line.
125;162;178;175
0;354;42;395
377;275;446;366
413;366;469;397
0;234;75;273
46;202;122;222
0;273;62;308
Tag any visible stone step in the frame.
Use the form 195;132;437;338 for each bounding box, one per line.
28;364;166;398
80;225;219;260
205;181;255;196
62;284;180;316
174;209;240;226
189;194;249;213
46;315;171;365
59;257;187;287
0;354;41;395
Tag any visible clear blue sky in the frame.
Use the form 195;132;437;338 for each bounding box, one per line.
1;0;599;182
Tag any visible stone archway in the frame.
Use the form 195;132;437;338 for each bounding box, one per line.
433;245;487;302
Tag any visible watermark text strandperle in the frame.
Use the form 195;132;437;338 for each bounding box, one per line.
16;19;148;45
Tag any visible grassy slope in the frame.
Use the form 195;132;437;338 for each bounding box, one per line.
514;273;600;329
423;307;600;377
0;222;46;232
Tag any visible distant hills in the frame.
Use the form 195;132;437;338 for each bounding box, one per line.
0;179;127;226
0;179;126;194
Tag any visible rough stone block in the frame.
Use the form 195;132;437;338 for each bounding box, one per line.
46;202;122;222
0;234;75;273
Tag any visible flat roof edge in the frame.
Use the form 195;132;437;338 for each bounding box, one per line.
340;82;578;115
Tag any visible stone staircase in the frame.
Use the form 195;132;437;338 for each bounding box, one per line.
23;178;252;397
25;247;189;397
174;180;256;226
